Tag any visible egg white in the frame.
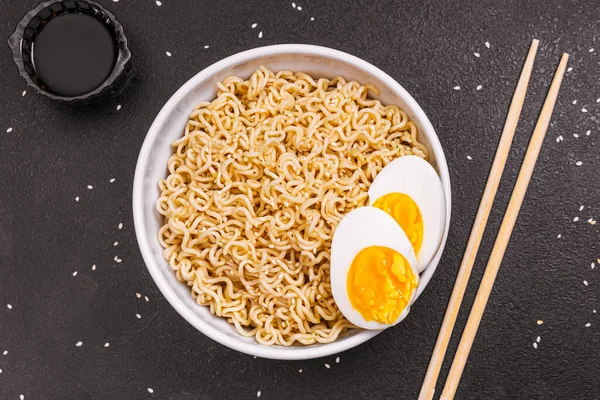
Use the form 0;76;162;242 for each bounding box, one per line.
368;155;446;272
330;207;420;330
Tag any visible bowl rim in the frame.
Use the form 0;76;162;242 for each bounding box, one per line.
132;44;452;360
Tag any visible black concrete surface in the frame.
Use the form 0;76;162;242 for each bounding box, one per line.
1;0;599;399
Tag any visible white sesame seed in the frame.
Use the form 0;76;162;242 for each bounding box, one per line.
258;31;263;39
467;155;472;160
533;342;538;349
476;85;482;90
104;342;110;347
136;314;141;319
118;223;123;229
113;241;119;247
22;90;26;96
257;391;261;398
0;368;2;373
292;2;296;7
20;395;24;400
148;388;154;393
576;161;583;166
116;104;122;111
299;369;303;373
580;205;585;211
594;310;597;314
204;45;209;49
155;1;161;6
453;86;460;90
325;363;330;368
485;41;490;48
297;6;302;10
585;323;591;327
474;52;480;57
87;185;93;189
592;263;595;269
2;351;6;355
6;127;13;133
166;51;172;57
75;197;79;202
136;293;142;298
7;304;12;310
567;67;573;72
574;217;580;222
310;17;314;21
73;271;78;276
145;296;149;302
251;23;257;28
92;264;96;271
559;135;564;141
76;341;83;347
572;100;578;104
582;108;588;113
336;356;340;363
590;48;595;52
597;98;600;103
584;280;588;286
574;133;579;138
557;234;561;238
109;178;115;183
536;336;541;343
537;320;544;325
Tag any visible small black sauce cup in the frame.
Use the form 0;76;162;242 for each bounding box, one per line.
8;0;131;103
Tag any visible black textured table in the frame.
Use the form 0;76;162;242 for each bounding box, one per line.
1;1;599;399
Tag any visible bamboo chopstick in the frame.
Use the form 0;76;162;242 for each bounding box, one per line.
439;52;569;399
417;39;540;400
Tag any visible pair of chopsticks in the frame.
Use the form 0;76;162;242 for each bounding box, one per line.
419;40;569;399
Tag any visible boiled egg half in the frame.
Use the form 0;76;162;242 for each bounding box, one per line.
330;155;446;329
331;207;420;329
368;155;446;272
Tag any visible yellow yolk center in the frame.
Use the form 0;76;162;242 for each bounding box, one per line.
347;246;418;324
373;192;424;255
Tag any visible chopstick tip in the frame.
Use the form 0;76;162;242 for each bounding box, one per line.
532;39;540;46
558;53;570;68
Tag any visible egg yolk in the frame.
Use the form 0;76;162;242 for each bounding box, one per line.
347;246;418;324
373;193;423;255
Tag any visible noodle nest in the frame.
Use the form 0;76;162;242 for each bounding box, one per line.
157;66;427;346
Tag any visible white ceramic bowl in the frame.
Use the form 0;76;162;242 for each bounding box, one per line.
133;44;451;360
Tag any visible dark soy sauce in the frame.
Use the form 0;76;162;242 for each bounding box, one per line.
32;13;117;97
